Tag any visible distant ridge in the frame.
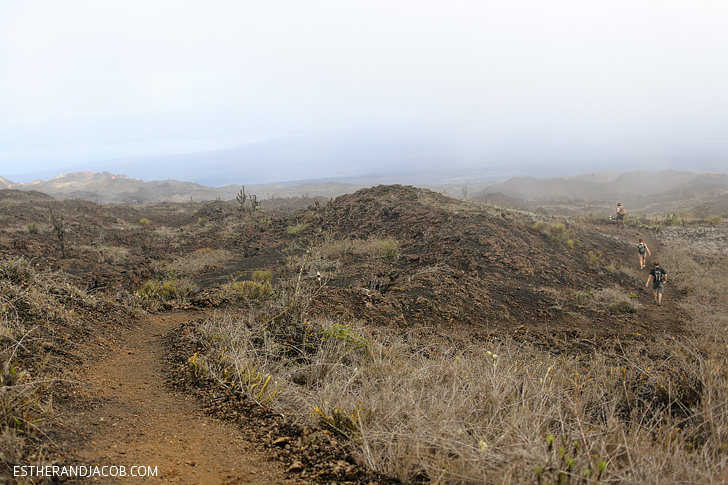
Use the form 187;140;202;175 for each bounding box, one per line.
474;169;728;216
0;175;14;188
0;171;363;204
474;170;728;201
1;169;725;211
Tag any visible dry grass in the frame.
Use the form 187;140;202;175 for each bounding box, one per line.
94;245;130;265
593;287;641;314
165;248;234;277
189;227;728;484
312;235;400;262
0;257;141;471
198;304;727;483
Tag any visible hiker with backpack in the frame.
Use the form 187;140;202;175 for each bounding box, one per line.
637;238;651;269
646;261;667;306
615;202;626;228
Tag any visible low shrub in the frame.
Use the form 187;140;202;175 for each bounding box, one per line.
136;277;196;302
218;280;273;302
374;238;400;261
585;250;603;270
287;222;310;236
573;288;595;301
538;222;576;248
251;270;273;284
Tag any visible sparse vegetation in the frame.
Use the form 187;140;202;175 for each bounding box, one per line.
586;250;603;270
236;185;261;213
287;222;310;236
572;288;595;301
49;205;67;258
537;221;576;248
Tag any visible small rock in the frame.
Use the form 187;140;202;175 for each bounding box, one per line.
287;461;304;473
273;436;292;447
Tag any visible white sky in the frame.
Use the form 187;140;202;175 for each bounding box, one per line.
1;0;727;182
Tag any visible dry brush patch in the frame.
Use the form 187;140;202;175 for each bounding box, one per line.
165;248;234;277
0;257;139;477
188;271;728;484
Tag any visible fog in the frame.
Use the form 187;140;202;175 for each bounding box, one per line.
1;1;727;184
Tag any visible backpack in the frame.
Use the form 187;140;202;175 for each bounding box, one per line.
653;269;663;283
638;243;646;254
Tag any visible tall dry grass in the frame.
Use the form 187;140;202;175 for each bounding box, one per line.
192;228;728;483
0;257;141;472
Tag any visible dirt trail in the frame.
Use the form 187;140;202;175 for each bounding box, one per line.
604;223;679;320
57;311;293;484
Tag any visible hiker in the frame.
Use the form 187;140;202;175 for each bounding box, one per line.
637;238;651;269
615;202;626;228
646;261;667;306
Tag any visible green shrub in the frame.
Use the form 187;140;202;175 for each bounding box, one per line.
541;222;576;247
547;222;566;240
136;277;196;301
319;322;368;353
139;218;152;226
252;270;273;284
375;238;400;261
219;280;273;301
287;222;310;236
573;288;595;301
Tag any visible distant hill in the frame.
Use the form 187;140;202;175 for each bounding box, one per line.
0;171;363;204
477;170;698;201
1;169;726;216
474;170;728;216
0;175;14;188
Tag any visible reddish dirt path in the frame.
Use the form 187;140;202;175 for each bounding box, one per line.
57;311;294;484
